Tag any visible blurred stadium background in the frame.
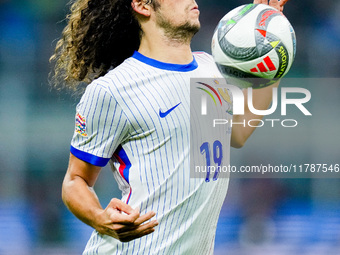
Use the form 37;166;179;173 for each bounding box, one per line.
0;0;339;254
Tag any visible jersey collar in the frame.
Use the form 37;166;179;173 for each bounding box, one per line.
132;51;198;72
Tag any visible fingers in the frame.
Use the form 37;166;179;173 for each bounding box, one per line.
114;210;157;228
254;0;288;12
253;0;268;4
268;0;280;11
253;0;289;7
278;0;289;12
279;0;290;7
102;199;159;241
109;210;157;232
108;208;140;225
106;199;157;225
130;219;158;235
117;220;159;242
106;198;140;224
133;210;156;225
108;198;134;214
111;218;158;234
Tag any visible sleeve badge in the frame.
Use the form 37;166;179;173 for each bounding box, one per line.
75;113;87;137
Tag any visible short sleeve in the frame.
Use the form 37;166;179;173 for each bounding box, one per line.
70;83;129;167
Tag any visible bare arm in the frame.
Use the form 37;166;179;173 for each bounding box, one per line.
253;0;290;12
231;0;290;147
231;81;279;148
62;153;158;242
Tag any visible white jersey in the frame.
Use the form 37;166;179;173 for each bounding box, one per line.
71;51;232;254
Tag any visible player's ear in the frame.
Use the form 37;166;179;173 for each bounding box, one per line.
131;0;152;17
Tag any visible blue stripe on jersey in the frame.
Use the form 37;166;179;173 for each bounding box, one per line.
80;52;228;254
70;146;109;167
114;145;132;184
126;61;189;253
132;51;198;72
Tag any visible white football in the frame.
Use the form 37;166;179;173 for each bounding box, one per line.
212;4;296;88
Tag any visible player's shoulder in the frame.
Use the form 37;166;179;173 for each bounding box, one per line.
193;51;215;64
85;62;132;94
79;79;112;106
84;76;112;94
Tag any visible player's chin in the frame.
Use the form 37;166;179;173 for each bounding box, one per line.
179;19;200;35
190;19;201;31
188;23;201;35
194;23;201;33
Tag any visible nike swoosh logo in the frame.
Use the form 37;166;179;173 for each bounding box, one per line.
159;103;181;118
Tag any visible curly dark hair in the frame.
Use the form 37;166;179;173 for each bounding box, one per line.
50;0;142;91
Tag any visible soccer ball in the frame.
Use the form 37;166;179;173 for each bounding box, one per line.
211;4;296;89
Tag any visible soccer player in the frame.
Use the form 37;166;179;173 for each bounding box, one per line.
51;0;288;253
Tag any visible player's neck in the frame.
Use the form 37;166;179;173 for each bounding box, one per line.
138;32;194;65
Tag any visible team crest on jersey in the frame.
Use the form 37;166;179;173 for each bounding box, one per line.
75;113;87;137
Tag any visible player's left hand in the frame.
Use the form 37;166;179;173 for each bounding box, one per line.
253;0;290;12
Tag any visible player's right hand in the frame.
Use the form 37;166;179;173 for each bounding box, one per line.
253;0;290;12
93;198;158;242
